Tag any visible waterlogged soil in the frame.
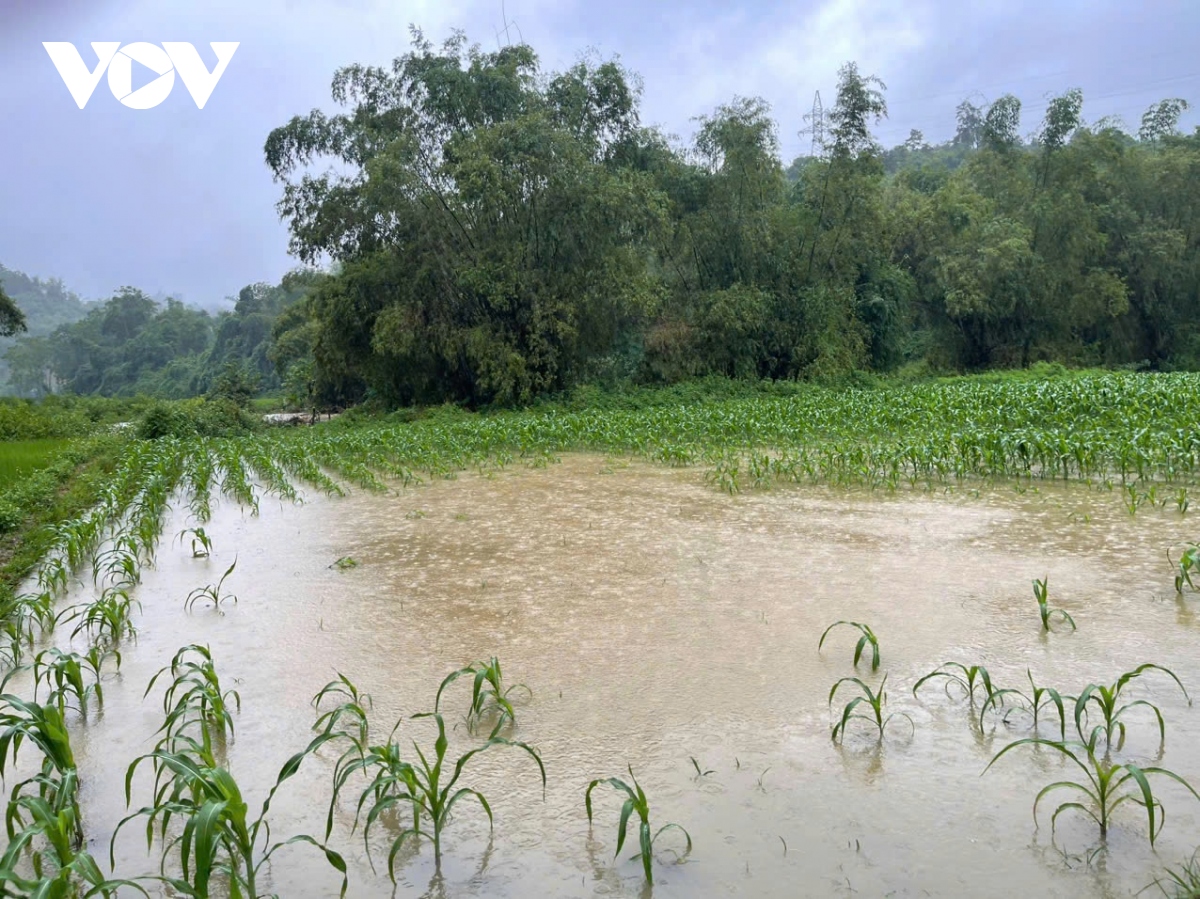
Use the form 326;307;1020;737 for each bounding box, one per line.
18;455;1200;898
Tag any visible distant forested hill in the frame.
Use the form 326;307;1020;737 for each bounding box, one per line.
0;265;317;403
0;264;91;391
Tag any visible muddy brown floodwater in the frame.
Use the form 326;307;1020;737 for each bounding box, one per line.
14;454;1200;898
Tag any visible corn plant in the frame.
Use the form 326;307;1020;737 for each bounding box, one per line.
1073;663;1190;752
312;673;372;751
115;742;347;898
1033;577;1076;632
92;546;141;590
818;621;880;671
913;661;1001;707
24;647;116;716
1;755;144;899
435;657;531;738
61;587;140;647
585;766;691;886
2;765;146;898
184;558;238;612
1;817;143;897
37;556;71;597
1174;544;1199;594
979;669;1068;738
0;593;53;668
0;695;77;779
0;695;83;855
1125;482;1146;516
178;527;214;558
984;729;1200;845
1152;850;1200;897
829;674;913;743
310;673;375;836
145;645;241;759
334;711;544;876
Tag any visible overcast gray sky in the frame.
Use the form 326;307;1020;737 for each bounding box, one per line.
1;0;1197;308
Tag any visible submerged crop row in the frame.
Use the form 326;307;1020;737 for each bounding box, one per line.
276;373;1200;494
1;372;1200;894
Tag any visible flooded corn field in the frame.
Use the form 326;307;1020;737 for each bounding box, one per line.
11;453;1199;898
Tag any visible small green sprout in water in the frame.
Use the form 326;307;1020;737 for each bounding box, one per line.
979;669;1069;739
1152;849;1200;897
689;757;714;778
1173;544;1199;594
334;710;544;876
586;766;692;886
1125;482;1146;516
818;620;881;670
913;661;1002;707
331;556;358;570
830;674;913;743
184;557;238;612
435;657;531;738
27;646;116;716
59;586;140;648
1175;488;1190;515
984;728;1200;846
177;526;213;558
1033;577;1076;632
1073;663;1191;753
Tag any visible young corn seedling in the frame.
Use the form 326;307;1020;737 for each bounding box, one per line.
830;674;914;743
1151;850;1200;897
979;669;1068;738
985;729;1200;846
1;801;144;898
145;645;241;759
92;546;141;590
345;711;545;877
312;673;372;751
0;695;83;851
1174;544;1199;594
1033;577;1076;632
25;647;116;716
184;558;239;612
177;526;214;558
1073;663;1190;752
116;742;347;898
913;662;1002;707
310;673;376;835
585;766;691;886
61;586;141;647
1125;483;1145;516
818;621;881;671
435;657;531;738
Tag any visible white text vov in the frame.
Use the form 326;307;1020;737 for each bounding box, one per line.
43;42;239;109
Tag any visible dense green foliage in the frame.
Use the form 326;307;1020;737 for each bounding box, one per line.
1;276;314;403
260;31;1200;408
5;35;1198;411
0;265;85;391
0;284;26;339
